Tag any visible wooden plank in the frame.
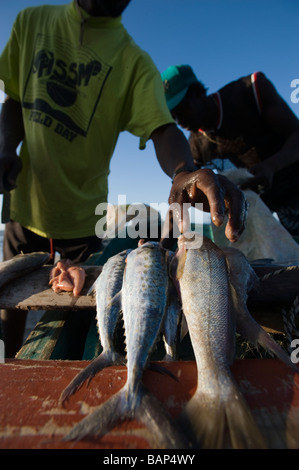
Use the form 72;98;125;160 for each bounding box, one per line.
0;260;297;341
0;259;298;312
0;359;298;449
17;309;96;361
16;310;68;360
0;266;101;311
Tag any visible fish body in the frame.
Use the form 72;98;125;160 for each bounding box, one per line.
223;246;299;374
60;249;130;405
64;242;187;448
174;233;266;449
122;242;169;394
163;261;181;361
95;248;130;353
0;252;50;289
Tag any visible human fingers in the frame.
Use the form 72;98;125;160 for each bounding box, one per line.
192;169;226;227
217;174;248;242
160;204;189;250
67;266;86;297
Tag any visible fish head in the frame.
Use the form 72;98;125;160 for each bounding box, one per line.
173;232;205;280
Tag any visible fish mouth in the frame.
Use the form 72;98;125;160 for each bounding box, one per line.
178;231;203;250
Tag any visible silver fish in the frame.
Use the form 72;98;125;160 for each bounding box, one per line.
0;252;50;288
223;246;299;374
60;249;131;405
162;251;182;361
64;241;187;448
174;233;266;449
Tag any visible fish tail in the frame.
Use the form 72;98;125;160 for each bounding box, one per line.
136;385;188;448
177;377;266;449
59;351;124;406
237;310;299;375
64;383;188;448
224;380;267;449
177;396;224;449
63;388;127;442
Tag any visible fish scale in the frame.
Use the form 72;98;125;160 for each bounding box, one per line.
175;233;266;449
182;239;233;376
0;252;50;289
63;241;188;449
60;249;130;405
95;249;130;351
122;242;169;394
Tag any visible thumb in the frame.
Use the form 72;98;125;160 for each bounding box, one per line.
172;201;190;234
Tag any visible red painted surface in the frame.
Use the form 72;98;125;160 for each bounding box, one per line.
0;359;298;449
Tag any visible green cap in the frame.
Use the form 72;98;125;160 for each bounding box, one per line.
161;65;198;111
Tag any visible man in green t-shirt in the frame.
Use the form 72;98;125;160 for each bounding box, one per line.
0;1;247;357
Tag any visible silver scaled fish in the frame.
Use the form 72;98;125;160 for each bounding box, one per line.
223;246;299;373
173;233;267;449
0;252;50;289
64;241;187;448
60;249;131;405
162;250;182;361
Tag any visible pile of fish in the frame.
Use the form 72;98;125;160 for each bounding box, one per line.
59;236;299;449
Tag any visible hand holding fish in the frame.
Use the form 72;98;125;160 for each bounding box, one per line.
168;168;248;242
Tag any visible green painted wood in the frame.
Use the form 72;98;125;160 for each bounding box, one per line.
82;314;102;360
50;309;94;360
16;310;68;360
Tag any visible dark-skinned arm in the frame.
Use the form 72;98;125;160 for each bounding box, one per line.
0;96;24;193
241;74;299;192
151;123;247;243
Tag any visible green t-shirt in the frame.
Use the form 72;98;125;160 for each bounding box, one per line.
0;2;173;238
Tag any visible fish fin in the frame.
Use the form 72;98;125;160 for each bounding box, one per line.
225;381;267;449
86;281;96;296
64;383;188;449
105;290;122;311
177;396;224;449
59;351;124;407
135;386;189;449
180;313;189;341
177;377;266;449
236;307;299;376
63;389;127;442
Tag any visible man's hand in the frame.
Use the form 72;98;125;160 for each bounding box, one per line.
0;152;22;193
167;168;248;243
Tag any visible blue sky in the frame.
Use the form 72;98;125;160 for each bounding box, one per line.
0;0;299;228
